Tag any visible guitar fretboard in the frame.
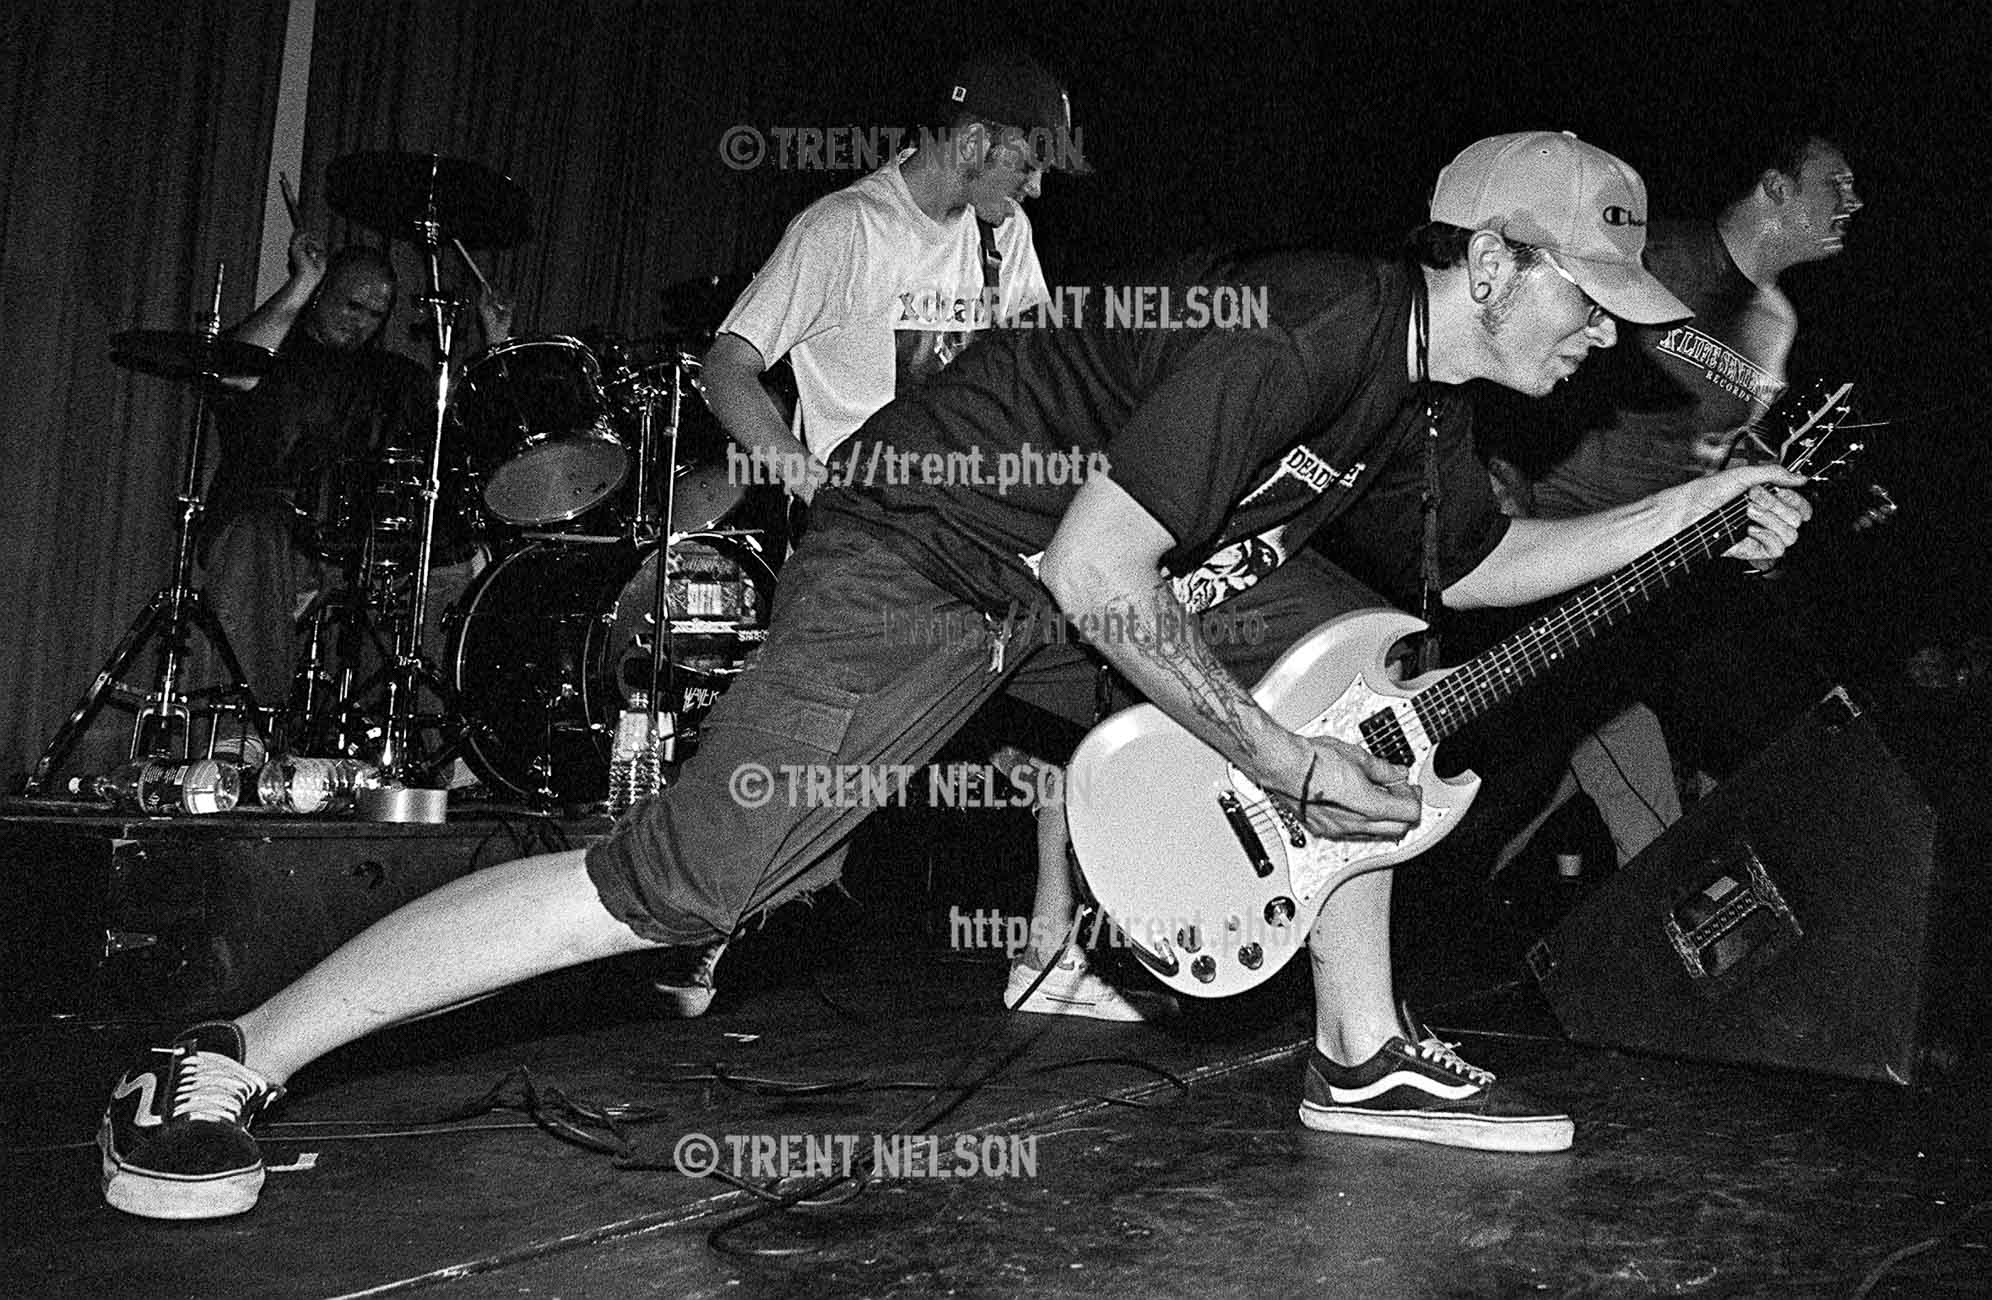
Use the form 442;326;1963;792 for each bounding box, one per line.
1409;493;1754;743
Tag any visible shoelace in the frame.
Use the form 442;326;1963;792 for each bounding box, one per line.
172;1051;269;1124
1407;1034;1495;1088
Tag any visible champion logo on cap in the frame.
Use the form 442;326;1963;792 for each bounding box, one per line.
1427;130;1689;324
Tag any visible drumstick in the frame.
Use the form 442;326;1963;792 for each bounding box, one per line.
279;172;301;230
452;237;495;297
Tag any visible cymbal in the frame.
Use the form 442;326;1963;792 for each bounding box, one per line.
325;151;532;250
109;330;275;381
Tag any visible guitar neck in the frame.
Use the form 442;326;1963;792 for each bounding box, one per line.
1409;493;1755;743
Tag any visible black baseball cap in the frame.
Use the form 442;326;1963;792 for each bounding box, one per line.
943;53;1091;173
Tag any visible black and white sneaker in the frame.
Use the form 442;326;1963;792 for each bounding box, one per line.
651;939;726;1018
1298;1008;1573;1153
99;1021;284;1219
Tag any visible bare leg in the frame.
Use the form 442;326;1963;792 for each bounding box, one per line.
236;849;658;1083
1308;867;1401;1062
993;746;1083;969
1021;802;1080;967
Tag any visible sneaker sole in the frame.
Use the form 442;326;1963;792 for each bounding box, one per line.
99;1123;264;1219
1006;991;1150;1022
652;983;715;1018
1296;1101;1574;1153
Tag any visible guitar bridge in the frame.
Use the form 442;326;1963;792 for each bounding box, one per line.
1217;789;1278;877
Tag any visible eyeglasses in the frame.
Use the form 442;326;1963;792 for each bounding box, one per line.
1539;251;1610;331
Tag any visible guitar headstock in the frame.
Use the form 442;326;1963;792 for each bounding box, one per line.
1756;377;1862;480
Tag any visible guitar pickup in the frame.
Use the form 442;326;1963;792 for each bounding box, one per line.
1217;790;1276;877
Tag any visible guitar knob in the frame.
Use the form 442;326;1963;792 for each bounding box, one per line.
1237;943;1263;970
1265;897;1297;927
1177;925;1202;953
1191;955;1216;984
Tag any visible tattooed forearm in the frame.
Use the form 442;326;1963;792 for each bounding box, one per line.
1099;578;1269;763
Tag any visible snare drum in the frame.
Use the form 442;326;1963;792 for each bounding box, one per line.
300;447;429;562
450;336;629;525
445;532;775;803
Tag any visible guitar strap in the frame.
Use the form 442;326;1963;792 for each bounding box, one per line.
1414;267;1444;675
977;216;1002;298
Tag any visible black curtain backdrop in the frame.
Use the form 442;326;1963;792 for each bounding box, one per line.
1;0;289;785
5;0;1988;784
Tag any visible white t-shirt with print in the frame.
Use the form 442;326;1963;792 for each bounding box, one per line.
719;154;1049;459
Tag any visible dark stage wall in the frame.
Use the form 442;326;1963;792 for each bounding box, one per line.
3;0;1986;783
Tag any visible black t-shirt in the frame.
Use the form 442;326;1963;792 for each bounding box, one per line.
816;249;1507;616
206;336;451;554
208;337;428;517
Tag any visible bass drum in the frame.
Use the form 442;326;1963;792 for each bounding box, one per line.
445;533;775;804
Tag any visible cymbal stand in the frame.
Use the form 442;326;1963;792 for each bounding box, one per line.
27;265;257;794
376;184;463;779
632;356;687;752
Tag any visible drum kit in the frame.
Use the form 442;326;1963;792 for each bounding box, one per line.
29;152;780;809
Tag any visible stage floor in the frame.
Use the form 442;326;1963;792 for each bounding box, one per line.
7;837;1989;1300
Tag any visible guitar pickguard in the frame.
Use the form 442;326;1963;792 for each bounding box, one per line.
1226;671;1455;904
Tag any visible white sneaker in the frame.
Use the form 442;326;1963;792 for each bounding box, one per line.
652;940;725;1018
1004;955;1169;1022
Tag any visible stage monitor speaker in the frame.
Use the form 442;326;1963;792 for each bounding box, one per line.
1527;687;1958;1085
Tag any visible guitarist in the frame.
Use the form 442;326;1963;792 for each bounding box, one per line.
1475;129;1863;876
100;131;1817;1220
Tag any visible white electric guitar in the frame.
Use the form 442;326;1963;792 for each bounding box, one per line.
1067;379;1860;998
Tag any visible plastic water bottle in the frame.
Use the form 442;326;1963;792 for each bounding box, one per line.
632;709;673;805
608;691;652;817
68;758;240;814
179;759;243;813
256;756;384;814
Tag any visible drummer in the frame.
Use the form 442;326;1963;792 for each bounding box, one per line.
195;232;430;720
195;229;508;741
694;54;1155;1023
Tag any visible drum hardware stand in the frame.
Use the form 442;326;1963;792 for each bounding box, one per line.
376;193;468;781
288;588;356;752
627;352;693;764
27;265;262;794
288;568;401;758
300;521;464;778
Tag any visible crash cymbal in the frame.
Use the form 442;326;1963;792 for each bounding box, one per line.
325;151;532;250
109;329;275;381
